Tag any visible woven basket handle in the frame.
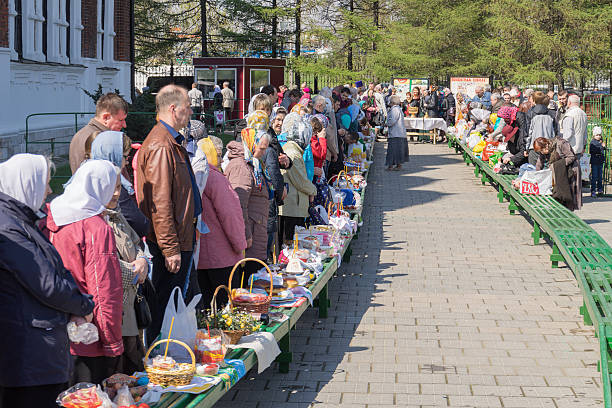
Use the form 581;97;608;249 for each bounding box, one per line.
144;339;196;370
210;284;232;314
228;258;273;301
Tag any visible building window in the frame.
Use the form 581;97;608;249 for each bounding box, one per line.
195;68;237;99
96;0;103;59
250;69;270;100
8;0;22;59
96;0;115;64
42;0;47;57
65;0;70;60
69;0;82;64
46;0;70;64
34;0;45;59
217;69;236;93
20;0;46;61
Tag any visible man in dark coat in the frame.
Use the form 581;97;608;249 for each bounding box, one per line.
441;88;456;126
421;89;439;118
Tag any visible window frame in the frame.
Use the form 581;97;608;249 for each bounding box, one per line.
249;68;270;101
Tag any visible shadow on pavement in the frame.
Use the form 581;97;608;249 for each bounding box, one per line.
215;142;466;407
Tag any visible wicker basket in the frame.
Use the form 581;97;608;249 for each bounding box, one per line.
210;285;248;345
328;171;358;190
144;339;196;387
328;201;350;218
223;329;248;345
228;258;273;314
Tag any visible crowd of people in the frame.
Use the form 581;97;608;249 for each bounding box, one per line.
0;77;606;406
0;81;392;407
455;85;603;210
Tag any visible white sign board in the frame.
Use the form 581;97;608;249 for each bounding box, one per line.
450;77;489;99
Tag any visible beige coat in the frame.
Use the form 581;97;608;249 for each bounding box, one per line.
221;87;235;110
279;141;317;218
68;118;109;173
105;209;145;337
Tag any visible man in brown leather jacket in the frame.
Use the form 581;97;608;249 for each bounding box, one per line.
136;85;203;345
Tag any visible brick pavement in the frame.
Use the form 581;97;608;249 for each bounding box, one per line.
216;142;603;407
576;194;612;247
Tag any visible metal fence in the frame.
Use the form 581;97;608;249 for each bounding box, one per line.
25;111;244;191
583;95;612;122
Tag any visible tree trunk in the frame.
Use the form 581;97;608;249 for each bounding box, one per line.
200;0;208;56
294;0;301;85
272;0;278;58
372;0;379;51
347;0;354;70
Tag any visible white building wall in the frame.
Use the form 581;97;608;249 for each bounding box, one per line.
0;0;131;161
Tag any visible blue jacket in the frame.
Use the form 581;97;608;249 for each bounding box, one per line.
472;93;492;110
118;185;150;238
0;192;94;387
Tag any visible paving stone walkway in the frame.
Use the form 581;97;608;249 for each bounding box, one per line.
576;194;612;246
216;142;603;407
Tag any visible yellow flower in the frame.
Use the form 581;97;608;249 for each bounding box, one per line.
222;314;228;319
225;318;232;327
240;323;245;329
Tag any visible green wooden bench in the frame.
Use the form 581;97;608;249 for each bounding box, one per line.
448;135;612;407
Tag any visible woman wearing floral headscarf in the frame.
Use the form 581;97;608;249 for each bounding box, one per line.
243;108;289;263
278;113;317;244
225;120;271;276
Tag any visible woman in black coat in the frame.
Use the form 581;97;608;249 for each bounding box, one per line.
0;154;95;408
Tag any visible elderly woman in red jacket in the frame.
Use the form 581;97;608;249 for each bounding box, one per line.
44;159;123;384
197;136;247;308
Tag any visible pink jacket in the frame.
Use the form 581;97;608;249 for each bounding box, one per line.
198;165;247;269
43;204;124;358
224;141;270;261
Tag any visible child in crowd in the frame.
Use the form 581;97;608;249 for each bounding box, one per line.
344;131;362;158
359;117;371;138
590;126;606;198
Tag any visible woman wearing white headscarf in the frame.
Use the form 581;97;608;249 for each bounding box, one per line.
42;160;124;384
213;85;223;110
0;154;94;408
88;131;150;374
278;113;317;243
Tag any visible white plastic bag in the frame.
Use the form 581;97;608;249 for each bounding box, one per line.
67;321;99;345
580;153;591;180
159;287;201;363
467;132;482;149
519;169;552;195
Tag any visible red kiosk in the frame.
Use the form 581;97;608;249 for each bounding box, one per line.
192;57;286;120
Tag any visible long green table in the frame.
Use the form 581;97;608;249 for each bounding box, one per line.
151;228;354;408
448;135;612;407
151;141;379;408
